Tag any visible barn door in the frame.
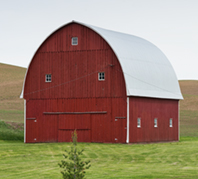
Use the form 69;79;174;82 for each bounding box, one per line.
25;100;39;143
26;118;38;143
114;118;127;143
58;114;91;142
90;113;110;143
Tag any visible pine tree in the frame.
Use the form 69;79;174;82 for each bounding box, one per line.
58;130;91;179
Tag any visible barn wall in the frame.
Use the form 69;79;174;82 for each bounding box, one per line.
25;97;127;143
129;97;179;143
24;23;126;100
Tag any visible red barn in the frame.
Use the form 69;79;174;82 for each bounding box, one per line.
21;21;183;143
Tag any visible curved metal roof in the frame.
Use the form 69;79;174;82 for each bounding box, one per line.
21;21;183;100
81;22;183;100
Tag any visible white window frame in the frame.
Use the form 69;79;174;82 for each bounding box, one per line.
98;72;105;81
137;117;141;128
169;118;173;127
154;118;158;128
45;74;52;82
71;37;78;45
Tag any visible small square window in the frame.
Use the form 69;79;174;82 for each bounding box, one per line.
98;72;105;81
45;74;51;82
154;118;158;128
137;118;141;128
169;118;173;127
72;37;78;45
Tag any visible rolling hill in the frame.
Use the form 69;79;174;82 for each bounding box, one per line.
0;63;26;124
179;80;198;137
0;63;197;137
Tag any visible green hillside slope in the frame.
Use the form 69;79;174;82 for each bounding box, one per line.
0;63;26;123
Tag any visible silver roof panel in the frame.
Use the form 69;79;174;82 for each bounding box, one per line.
84;22;183;100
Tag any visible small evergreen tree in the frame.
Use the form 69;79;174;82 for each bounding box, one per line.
58;130;91;179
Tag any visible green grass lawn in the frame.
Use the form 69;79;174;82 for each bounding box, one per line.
0;122;198;179
1;138;198;179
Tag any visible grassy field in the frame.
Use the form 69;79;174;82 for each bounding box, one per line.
0;132;198;179
0;121;23;141
0;63;198;178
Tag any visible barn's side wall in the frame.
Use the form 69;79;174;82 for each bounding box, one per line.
129;97;179;143
23;23;127;143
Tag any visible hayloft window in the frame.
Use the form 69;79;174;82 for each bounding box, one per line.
154;118;158;128
169;118;173;127
72;37;78;45
137;118;141;128
45;74;52;82
98;72;105;81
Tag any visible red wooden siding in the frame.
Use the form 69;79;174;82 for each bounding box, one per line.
24;24;126;100
24;49;125;99
25;98;127;143
129;97;179;143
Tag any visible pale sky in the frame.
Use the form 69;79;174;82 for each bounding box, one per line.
0;0;198;80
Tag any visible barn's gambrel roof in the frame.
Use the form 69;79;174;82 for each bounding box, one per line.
21;21;183;100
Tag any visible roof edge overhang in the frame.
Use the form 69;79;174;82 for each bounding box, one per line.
127;93;183;100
